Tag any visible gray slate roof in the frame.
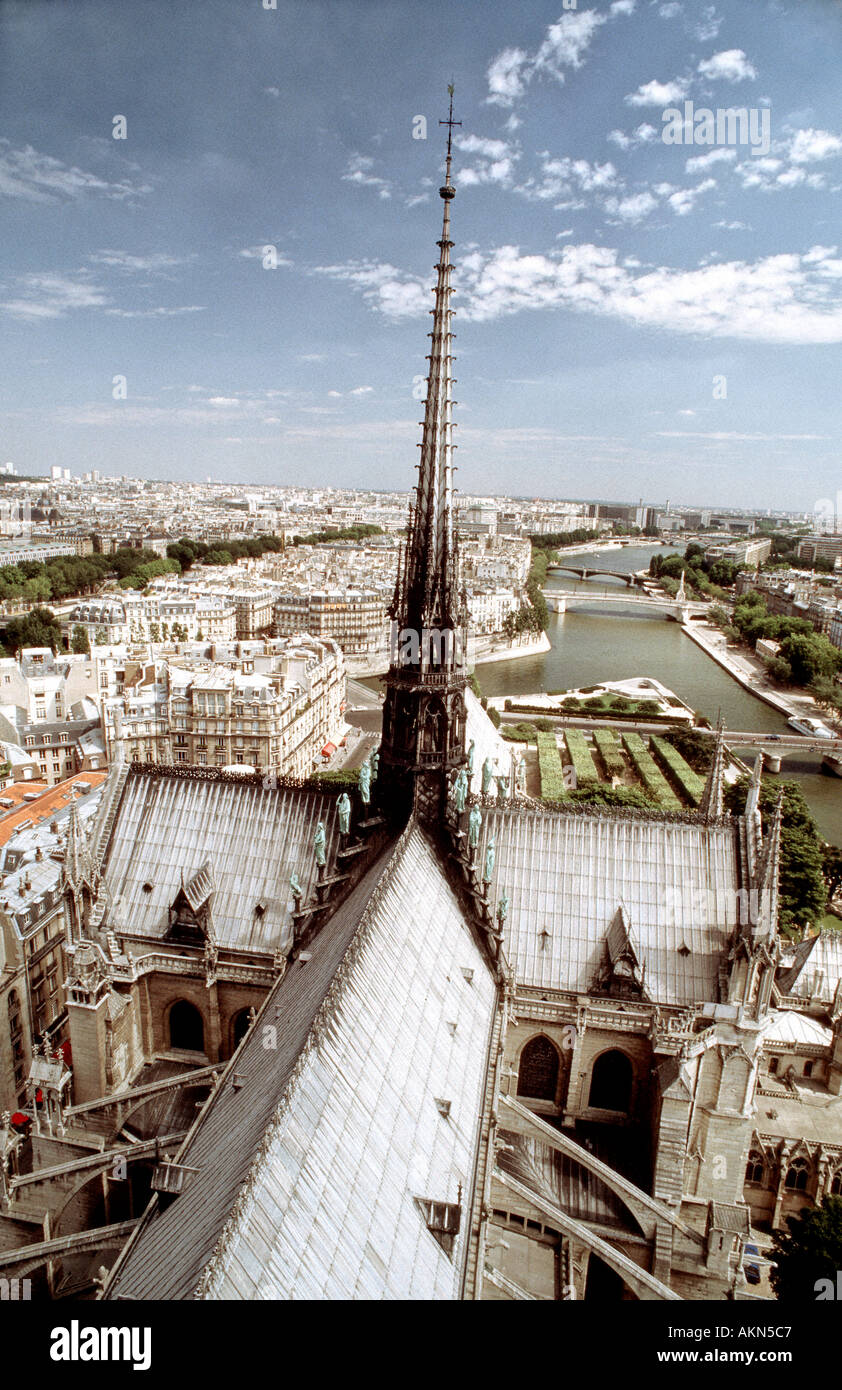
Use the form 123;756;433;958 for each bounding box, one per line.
107;824;497;1300
479;806;740;1006
98;770;340;954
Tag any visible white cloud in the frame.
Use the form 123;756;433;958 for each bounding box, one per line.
691;6;722;41
658;2;681;16
342;154;392;196
0;140;149;203
625;77;689;106
685;147;737;173
90;249;190;273
697;49;757;83
788;128;842;164
485;11;608;106
666;178;716;215
263;86;280;98
0;273;110;320
486;47;530;106
610;0;636;14
312;260;429;318
607;123;657;150
321;242;842;344
456;133;520;187
517;155;617;203
104;305;205;318
604;191;658;222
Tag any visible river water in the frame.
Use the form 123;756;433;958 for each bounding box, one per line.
475;543;842;846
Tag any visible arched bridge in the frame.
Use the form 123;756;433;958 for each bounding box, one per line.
548;565;647;587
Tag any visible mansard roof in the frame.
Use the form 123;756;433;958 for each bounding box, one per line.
97;768;341;954
106;823;497;1301
478;804;740;1007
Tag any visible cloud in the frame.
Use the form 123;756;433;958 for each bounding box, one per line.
456;133;520;187
312;260;429;318
788;128;842;164
665;178;716;215
685;147;737;173
517;154;617;203
263;86;280;97
322;242;842;344
485;11;608;106
610;0;636;14
0;140;149;202
691;6;722;41
341;154;391;196
238;245;293;265
104;305;205;318
607;123;658;150
603;190;658;222
625;78;689;107
0;273;110;320
89;249;191;274
697;49;757;83
658;2;682;16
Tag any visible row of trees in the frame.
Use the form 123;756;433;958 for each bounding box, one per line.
649;546;739;599
166;535;283;570
719;589;842;688
503;546;553;638
290;524;383;546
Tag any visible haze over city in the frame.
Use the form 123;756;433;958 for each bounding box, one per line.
1;0;841;507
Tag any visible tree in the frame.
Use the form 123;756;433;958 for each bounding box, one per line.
94;627;109;646
70;623;90;654
771;1197;842;1302
661;727;714;773
468;672;482;698
488;706;501;729
779;632;841;687
0;606;63;654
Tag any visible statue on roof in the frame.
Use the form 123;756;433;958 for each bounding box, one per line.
290;870;303;906
496;891;509;927
483;836;496;885
337;792;352;835
314;823;326;869
496;770;509;803
468;803;482;850
452;767;468;813
516;755;527;795
481;756;494;797
467;739;476;775
370;748;379;780
358;758;371;806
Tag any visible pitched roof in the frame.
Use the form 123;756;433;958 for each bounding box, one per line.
98;769;341;954
477;805;739;1006
107;824;497;1301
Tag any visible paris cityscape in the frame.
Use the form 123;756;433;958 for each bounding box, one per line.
1;0;841;1360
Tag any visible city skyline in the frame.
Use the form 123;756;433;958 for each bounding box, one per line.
1;0;841;507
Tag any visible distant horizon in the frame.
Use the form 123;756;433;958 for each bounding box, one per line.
2;0;840;509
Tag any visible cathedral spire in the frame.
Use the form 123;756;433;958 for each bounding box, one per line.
380;88;469;821
391;84;463;646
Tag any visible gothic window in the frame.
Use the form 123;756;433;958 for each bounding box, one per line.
168;1000;205;1053
831;1170;842;1196
784;1159;810;1192
803;1060;814;1078
516;1035;560;1102
588;1049;633;1113
232;1008;252;1051
745;1152;765;1185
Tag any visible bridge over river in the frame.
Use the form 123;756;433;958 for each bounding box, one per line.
698;727;842;774
543;589;709;622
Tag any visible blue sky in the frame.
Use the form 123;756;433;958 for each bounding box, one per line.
1;0;841;509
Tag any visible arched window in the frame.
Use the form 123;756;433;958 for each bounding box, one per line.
784;1159;810;1192
831;1170;842;1196
803;1060;814;1078
232;1008;252;1051
588;1049;633;1113
745;1152;765;1185
517;1036;560;1102
168;1000;204;1053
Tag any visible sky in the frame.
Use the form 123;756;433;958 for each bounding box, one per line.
0;0;841;510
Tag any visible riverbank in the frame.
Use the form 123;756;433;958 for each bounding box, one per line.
680;620;821;724
344;629;551;678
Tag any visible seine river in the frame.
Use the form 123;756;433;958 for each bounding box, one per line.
475;543;842;847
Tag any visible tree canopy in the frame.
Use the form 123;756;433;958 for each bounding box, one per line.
771;1197;842;1302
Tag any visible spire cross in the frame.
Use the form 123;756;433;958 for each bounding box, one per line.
439;85;461;166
